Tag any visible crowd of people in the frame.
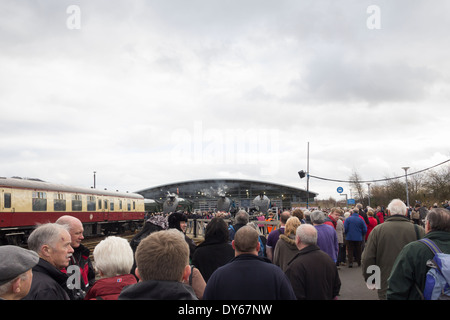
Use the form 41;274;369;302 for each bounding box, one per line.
0;199;449;300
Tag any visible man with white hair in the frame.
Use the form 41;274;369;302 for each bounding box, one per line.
23;223;74;300
361;198;425;300
285;224;341;300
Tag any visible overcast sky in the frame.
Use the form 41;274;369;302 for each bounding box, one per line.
1;0;449;201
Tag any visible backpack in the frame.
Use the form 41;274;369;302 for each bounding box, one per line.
416;238;450;300
411;210;420;220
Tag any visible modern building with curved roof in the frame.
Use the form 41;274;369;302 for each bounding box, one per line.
136;178;318;212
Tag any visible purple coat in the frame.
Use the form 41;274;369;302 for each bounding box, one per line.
315;224;339;262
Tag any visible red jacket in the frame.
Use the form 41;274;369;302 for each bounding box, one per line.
84;274;137;300
365;217;378;241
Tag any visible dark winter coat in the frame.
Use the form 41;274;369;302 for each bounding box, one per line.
118;279;197;300
192;241;234;282
203;254;296;300
285;244;341;300
23;258;70;300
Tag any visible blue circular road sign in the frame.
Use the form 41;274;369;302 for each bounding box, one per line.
337;187;344;193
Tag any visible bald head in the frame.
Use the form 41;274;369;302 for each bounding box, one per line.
232;226;260;255
55;215;84;248
295;224;317;250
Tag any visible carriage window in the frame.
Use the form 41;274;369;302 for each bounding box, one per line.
133;201;136;210
98;199;102;210
4;193;11;208
72;195;82;211
127;200;131;211
32;192;47;211
119;200;122;210
110;199;114;211
87;196;96;211
54;193;66;211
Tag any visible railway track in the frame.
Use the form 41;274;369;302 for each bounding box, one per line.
83;231;137;261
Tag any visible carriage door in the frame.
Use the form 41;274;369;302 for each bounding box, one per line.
1;188;12;212
1;188;13;228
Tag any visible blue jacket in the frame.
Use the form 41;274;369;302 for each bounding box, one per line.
344;213;367;241
203;254;296;300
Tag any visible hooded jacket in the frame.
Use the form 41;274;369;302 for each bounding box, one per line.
273;234;299;272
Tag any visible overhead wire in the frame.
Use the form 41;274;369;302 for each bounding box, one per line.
308;158;450;184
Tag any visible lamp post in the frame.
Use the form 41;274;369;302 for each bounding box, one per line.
401;167;410;207
367;183;371;207
93;171;96;189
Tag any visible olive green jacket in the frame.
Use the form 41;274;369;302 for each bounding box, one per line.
387;231;450;300
361;215;425;299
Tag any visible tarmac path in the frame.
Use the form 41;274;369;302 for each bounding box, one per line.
337;264;379;300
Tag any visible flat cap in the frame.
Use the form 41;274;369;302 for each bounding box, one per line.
0;245;39;286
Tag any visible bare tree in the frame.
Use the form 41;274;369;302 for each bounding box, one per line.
349;170;365;204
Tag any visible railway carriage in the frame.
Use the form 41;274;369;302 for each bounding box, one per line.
0;177;145;245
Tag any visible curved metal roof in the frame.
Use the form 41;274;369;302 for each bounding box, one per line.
136;178;317;201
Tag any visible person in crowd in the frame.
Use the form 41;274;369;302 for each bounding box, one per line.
356;203;370;226
55;215;95;298
84;236;137;300
311;210;339;263
0;246;39;300
375;206;385;224
387;208;450;299
130;214;168;253
192;217;234;282
266;211;290;261
265;211;276;233
23;223;74;300
203;226;296;300
365;209;378;241
228;209;249;241
273;217;301;271
411;203;422;225
344;208;367;268
256;212;266;233
168;211;196;261
129;214;168;278
246;221;268;257
303;210;312;224
119;229;198;300
324;207;342;230
334;210;346;267
285;224;341;300
361;199;425;300
292;208;306;224
181;263;206;299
